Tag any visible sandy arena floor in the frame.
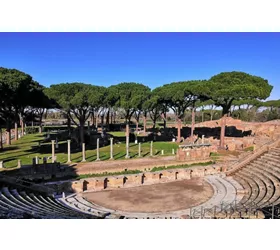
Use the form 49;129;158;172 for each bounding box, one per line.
83;178;214;213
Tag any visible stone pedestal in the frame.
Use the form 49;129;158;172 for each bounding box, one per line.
161;150;164;155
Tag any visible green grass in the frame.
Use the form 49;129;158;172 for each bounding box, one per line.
0;133;179;169
77;169;143;179
150;161;214;172
108;131;146;137
77;161;214;179
244;146;254;152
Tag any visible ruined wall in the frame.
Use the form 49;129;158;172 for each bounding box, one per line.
46;164;222;193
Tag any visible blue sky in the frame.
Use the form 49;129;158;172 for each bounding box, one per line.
0;32;279;100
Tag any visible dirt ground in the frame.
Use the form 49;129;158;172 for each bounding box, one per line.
83;178;213;213
72;156;210;175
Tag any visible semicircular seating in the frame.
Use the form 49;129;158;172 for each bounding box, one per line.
231;147;280;212
0;185;96;219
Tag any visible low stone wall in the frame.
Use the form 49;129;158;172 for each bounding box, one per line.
176;146;215;161
45;164;222;193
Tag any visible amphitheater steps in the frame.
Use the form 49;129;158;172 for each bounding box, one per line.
244;167;275;207
240;169;269;206
235;171;261;206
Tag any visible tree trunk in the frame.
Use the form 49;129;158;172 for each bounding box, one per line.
67;116;71;136
136;120;139;133
79;121;85;147
110;112;113;125
95;114;99;129
106;110;110;125
160;112;166;129
21;118;24;137
6;129;11;145
177;118;182;143
220;114;227;149
143;116;147;134
0;128;3;150
91;112;94;125
202;111;204;123
15;122;18;140
191;108;195;143
126;123;129;137
113;111;116;124
210;110;213;121
101;115;104;125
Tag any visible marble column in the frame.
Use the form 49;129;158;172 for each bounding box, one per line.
150;141;153;156
82;143;86;162
125;133;130;159
67;140;71;163
51;140;55;163
96;138;100;161
138;142;141;157
110;138;114;160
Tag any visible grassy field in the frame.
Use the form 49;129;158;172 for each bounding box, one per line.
108;131;146;137
0;134;179;169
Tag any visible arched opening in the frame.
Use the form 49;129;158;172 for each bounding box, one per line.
83;180;88;191
204;169;207;176
104;178;108;189
159;173;163;179
190;170;193;179
141;174;145;184
175;172;178;180
123;176;128;185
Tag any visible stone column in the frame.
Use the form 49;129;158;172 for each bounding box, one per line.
0;161;3;169
35;156;39;164
138;142;141;157
51;140;55;163
67;140;71;163
202;135;205;144
96;138;100;161
172;148;175;155
110;138;114;160
150;141;153;156
125;124;130;159
177;118;182;143
161;150;164;155
191;107;195;143
24;123;27;135
220;115;227;148
17;160;21;168
82;143;86;162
